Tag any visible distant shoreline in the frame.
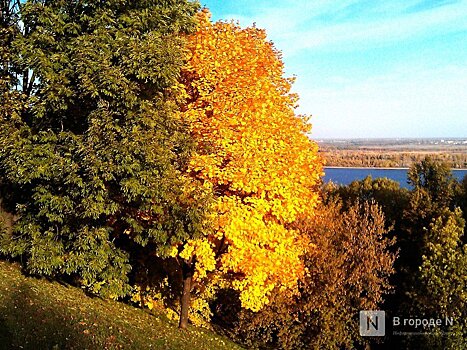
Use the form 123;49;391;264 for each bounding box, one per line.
324;166;467;171
325;166;409;170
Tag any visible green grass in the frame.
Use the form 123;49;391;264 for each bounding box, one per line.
0;260;242;350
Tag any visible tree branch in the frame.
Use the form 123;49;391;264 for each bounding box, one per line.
22;68;28;94
26;70;35;96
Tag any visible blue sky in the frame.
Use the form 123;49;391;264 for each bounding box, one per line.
201;0;467;138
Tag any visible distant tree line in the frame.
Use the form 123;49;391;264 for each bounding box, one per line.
321;149;467;168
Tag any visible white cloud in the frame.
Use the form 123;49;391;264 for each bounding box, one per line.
220;0;467;57
298;65;467;138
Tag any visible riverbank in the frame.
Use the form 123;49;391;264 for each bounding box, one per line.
324;166;467;171
323;167;467;189
318;140;467;169
325;166;409;170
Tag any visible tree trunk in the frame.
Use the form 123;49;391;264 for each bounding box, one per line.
179;260;194;329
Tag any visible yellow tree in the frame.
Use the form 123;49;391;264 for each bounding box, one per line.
175;10;323;328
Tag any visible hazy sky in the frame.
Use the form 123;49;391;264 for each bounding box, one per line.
201;0;467;139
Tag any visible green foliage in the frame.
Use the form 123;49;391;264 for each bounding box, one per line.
0;0;204;298
407;156;457;207
400;158;459;285
402;157;458;247
221;200;395;350
407;208;467;349
453;174;467;224
419;208;466;316
327;175;410;227
377;158;467;349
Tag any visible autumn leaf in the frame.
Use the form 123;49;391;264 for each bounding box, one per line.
176;10;323;312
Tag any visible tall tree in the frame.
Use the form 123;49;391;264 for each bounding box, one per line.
169;10;323;328
454;175;467;227
0;0;203;298
409;208;467;349
401;158;458;283
384;158;464;348
407;156;457;209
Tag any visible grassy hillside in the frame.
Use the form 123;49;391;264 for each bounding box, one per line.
0;260;242;350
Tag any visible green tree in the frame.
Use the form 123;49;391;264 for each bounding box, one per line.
401;158;458;282
329;175;410;228
454;174;467;227
0;0;204;298
388;158;465;348
407;156;456;208
409;208;467;349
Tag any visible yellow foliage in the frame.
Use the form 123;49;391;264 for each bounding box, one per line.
179;239;216;280
132;277;219;328
177;10;323;313
189;297;213;327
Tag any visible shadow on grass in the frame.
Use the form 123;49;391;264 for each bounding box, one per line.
0;317;13;349
0;281;94;350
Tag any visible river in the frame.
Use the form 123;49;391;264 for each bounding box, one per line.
323;167;467;189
